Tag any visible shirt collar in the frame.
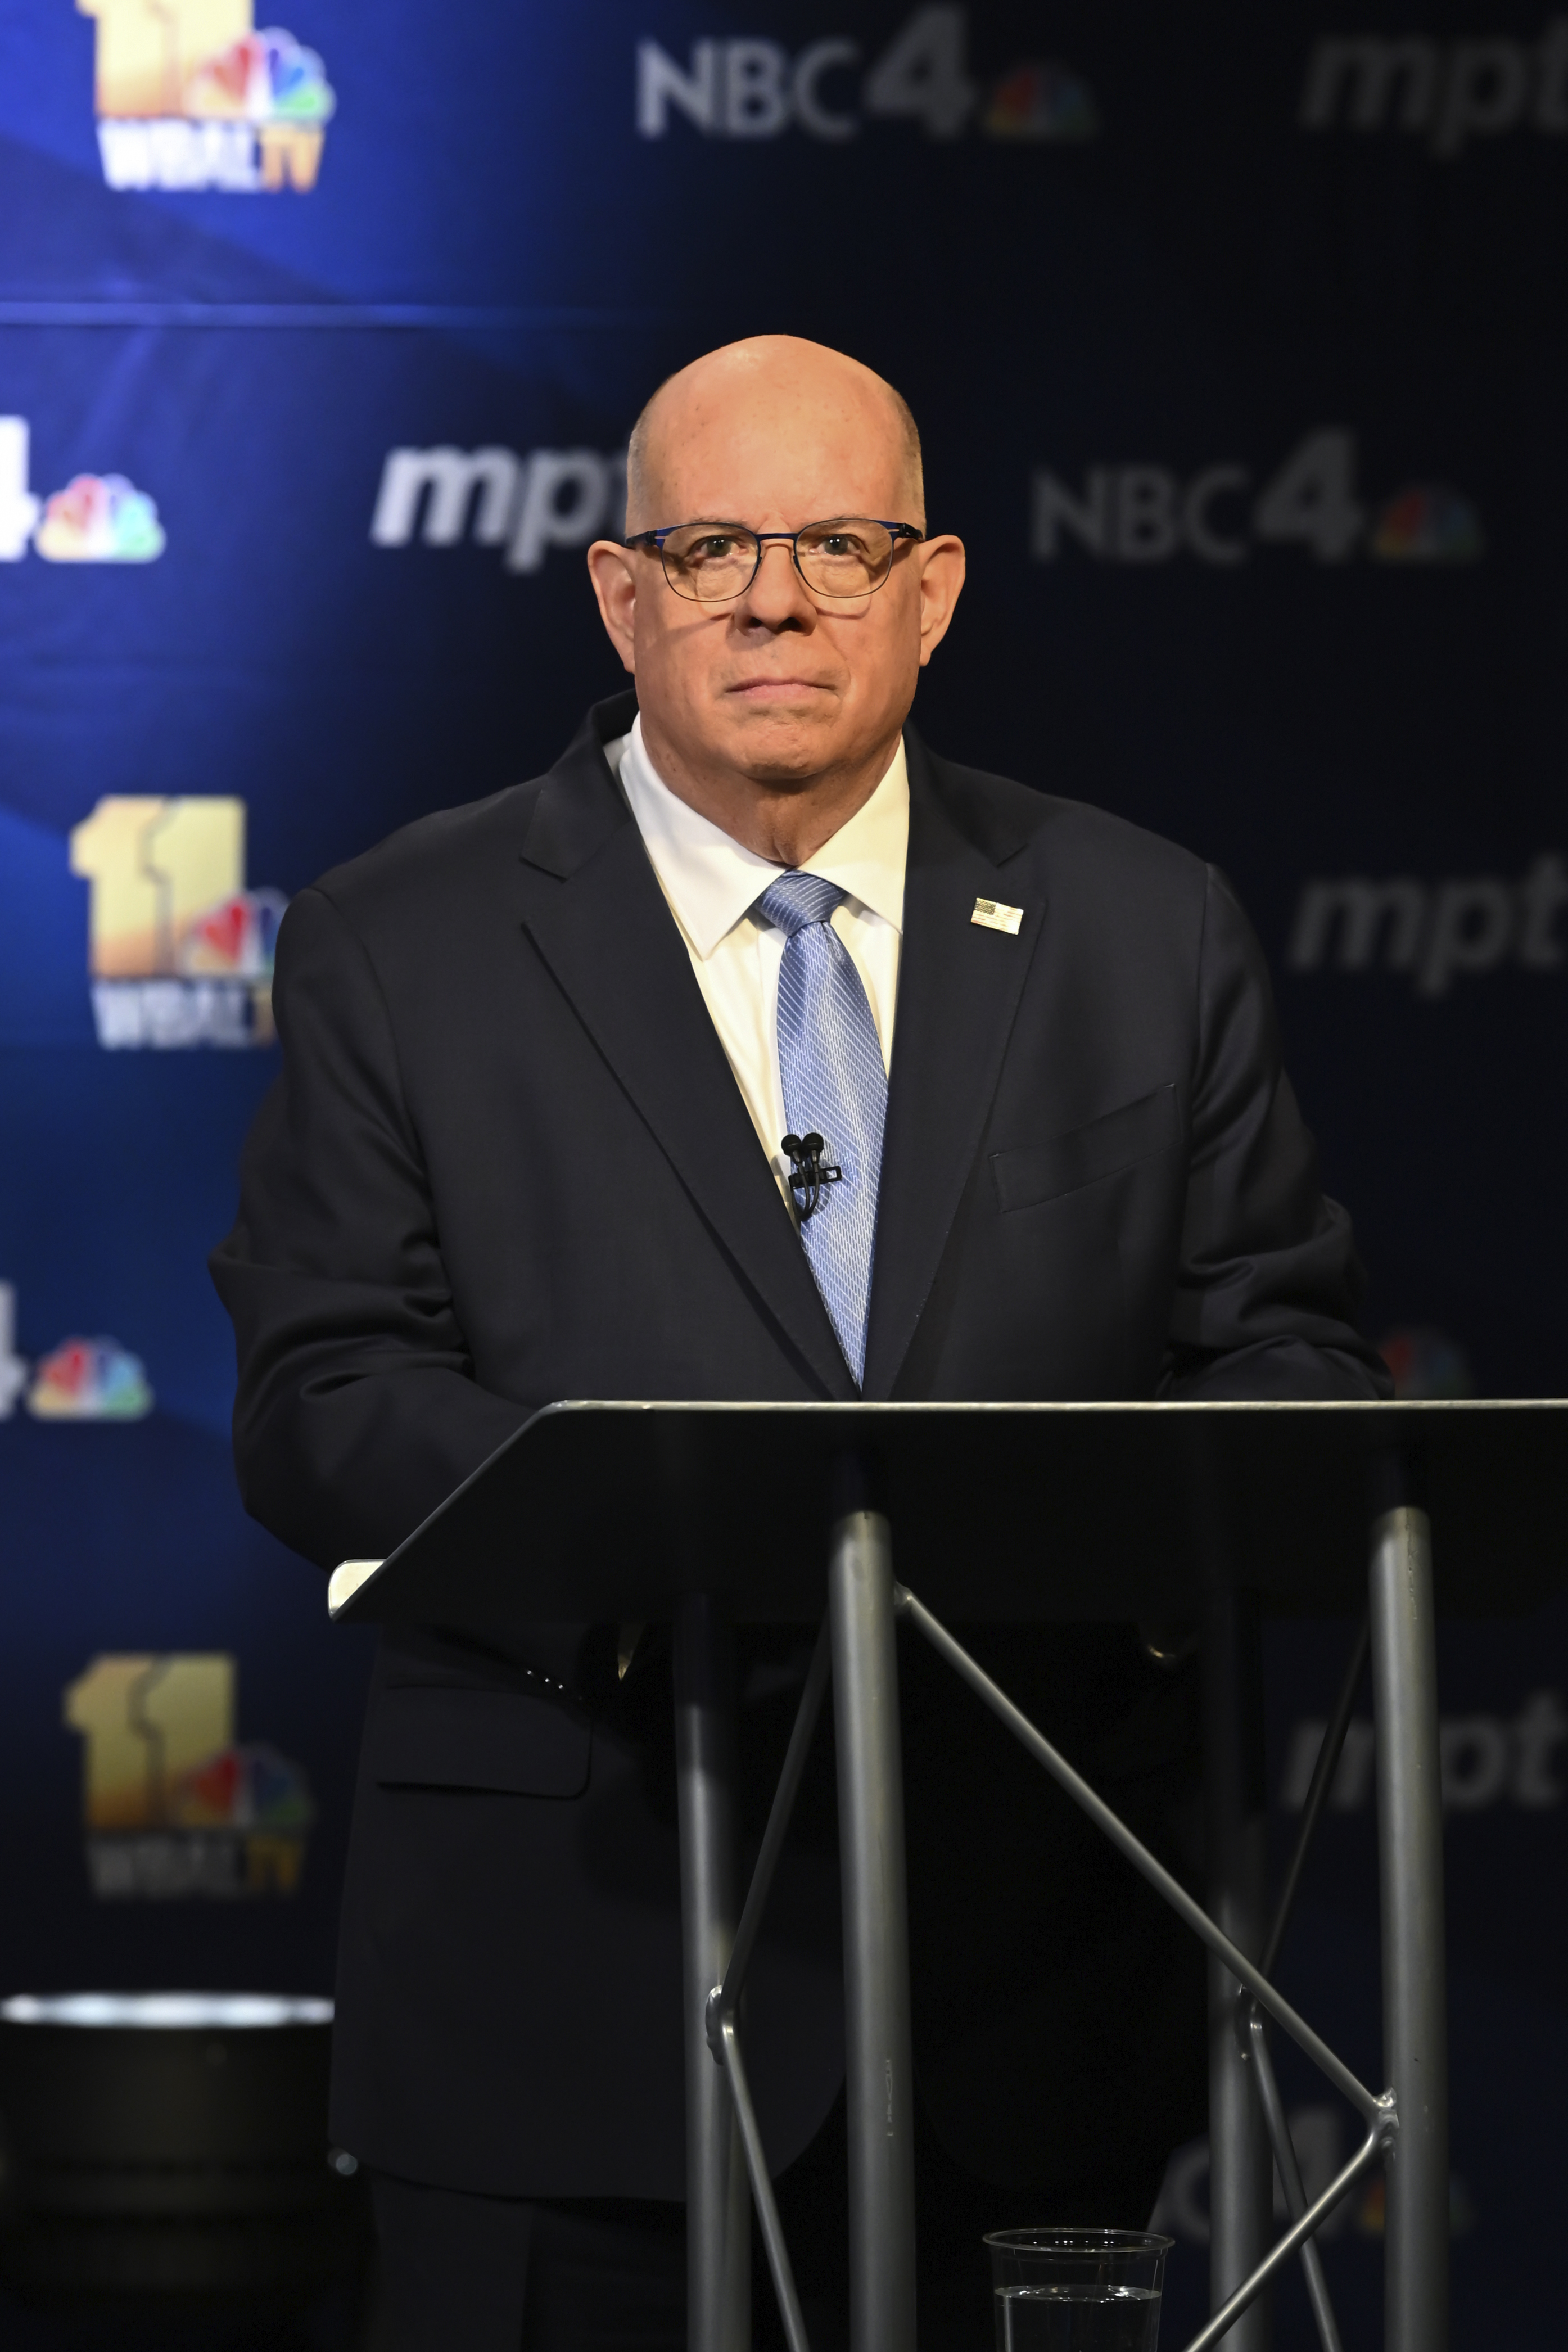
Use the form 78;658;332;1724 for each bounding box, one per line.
616;714;908;960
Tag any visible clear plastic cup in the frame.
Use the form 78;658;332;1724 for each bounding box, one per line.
985;2228;1172;2351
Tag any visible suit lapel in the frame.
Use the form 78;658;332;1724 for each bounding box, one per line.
861;730;1047;1398
516;701;855;1401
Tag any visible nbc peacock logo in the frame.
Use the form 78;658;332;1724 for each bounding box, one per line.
0;1285;155;1423
78;0;335;193
28;1337;154;1420
0;420;164;563
35;469;165;561
1369;485;1485;563
982;61;1099;140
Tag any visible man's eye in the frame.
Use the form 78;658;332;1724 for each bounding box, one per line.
692;535;740;560
817;535;862;557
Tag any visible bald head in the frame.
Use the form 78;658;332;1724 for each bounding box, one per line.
625;335;924;534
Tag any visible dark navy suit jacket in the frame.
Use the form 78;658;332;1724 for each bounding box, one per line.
212;689;1388;2202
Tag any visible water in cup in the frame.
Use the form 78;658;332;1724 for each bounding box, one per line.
995;2280;1161;2351
987;2228;1170;2352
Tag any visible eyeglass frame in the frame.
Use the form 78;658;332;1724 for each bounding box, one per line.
623;516;925;602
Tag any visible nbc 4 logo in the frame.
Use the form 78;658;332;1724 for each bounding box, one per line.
69;796;286;1048
1031;430;1483;566
0;419;162;562
638;6;1097;143
79;0;335;193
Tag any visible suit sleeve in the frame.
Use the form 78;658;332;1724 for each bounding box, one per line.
1159;867;1392;1402
210;886;528;1568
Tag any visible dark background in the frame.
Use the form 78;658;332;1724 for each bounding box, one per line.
0;4;1562;2344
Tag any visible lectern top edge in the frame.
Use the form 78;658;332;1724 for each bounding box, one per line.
526;1396;1567;1417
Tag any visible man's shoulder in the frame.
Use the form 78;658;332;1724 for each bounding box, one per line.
303;693;629;937
923;742;1212;901
306;774;548;930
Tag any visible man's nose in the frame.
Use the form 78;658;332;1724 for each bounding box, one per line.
736;538;814;624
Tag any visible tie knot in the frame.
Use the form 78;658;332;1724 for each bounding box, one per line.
756;870;846;938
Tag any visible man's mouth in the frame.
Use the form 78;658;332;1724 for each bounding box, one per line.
724;678;831;703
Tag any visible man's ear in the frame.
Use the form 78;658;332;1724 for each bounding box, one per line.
587;541;638;674
915;535;966;668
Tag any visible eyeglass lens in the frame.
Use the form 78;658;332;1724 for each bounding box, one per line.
658;520;897;602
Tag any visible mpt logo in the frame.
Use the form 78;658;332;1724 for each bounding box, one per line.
1287;857;1567;996
1301;21;1568;155
1032;430;1481;566
1282;1692;1567;1812
370;444;627;572
638;6;1097;143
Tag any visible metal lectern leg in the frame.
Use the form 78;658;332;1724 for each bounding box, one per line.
828;1508;916;2352
1203;1590;1272;2352
1368;1504;1449;2352
675;1595;751;2352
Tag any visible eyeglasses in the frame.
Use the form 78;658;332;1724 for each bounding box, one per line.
625;516;924;603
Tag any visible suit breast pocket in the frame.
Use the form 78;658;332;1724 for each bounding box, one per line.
367;1685;591;1798
989;1083;1181;1216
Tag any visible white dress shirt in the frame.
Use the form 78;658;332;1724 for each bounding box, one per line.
605;715;908;1205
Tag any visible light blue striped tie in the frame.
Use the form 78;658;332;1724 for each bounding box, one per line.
756;872;887;1387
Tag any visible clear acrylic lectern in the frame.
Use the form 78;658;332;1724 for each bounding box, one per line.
329;1397;1568;2352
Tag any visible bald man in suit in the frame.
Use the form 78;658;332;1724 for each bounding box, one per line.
214;336;1388;2349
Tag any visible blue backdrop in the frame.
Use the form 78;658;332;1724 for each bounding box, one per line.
1;6;1563;2344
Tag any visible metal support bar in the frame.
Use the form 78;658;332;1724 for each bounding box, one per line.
1260;1616;1370;1979
1370;1501;1449;2352
718;2017;814;2352
675;1595;750;2352
712;1621;833;2043
895;1585;1386;2124
701;1626;830;2349
1229;1619;1367;2352
831;1511;916;2352
1177;2129;1385;2352
1246;2011;1344;2352
1204;1589;1271;2352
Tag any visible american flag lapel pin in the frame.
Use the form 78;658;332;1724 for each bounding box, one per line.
971;897;1024;936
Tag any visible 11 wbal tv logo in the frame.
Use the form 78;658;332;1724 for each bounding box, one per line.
637;5;1097;143
0;419;162;562
1032;430;1482;567
65;1655;314;1900
79;0;335;192
69;797;286;1048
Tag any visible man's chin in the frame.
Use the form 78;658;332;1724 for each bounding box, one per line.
716;701;839;783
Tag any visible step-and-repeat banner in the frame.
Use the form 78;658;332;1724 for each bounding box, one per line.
1;6;1562;2341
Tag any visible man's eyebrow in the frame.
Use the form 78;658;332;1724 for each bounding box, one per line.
655;516;873;530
